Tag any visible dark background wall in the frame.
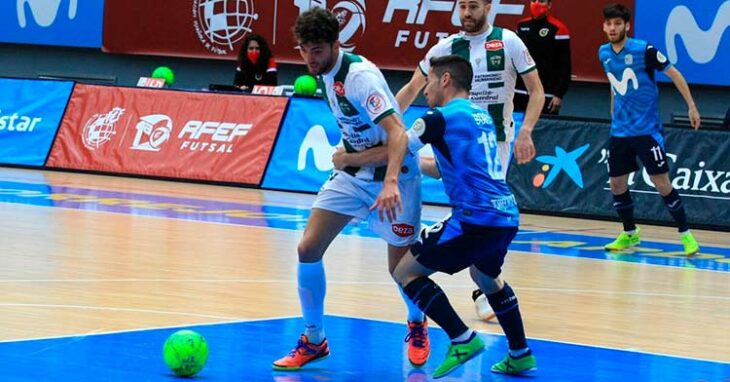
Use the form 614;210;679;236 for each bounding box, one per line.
1;43;728;125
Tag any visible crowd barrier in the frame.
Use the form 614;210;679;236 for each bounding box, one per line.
1;77;728;230
46;83;287;185
0;78;73;166
508;117;730;230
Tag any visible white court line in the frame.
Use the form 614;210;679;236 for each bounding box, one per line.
0;310;300;344
0;279;727;301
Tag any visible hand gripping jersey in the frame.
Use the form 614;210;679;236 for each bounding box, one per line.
419;26;536;143
407;98;519;227
319;51;419;181
598;38;671;137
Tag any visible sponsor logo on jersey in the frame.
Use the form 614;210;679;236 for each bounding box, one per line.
392;223;415;237
485;39;504;51
539;27;549;37
412;118;426;136
333;81;346;97
606;68;639;96
366;94;385;114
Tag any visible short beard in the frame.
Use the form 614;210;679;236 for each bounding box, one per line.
611;30;627;43
462;15;486;33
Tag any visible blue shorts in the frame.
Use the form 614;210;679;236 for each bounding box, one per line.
411;215;518;278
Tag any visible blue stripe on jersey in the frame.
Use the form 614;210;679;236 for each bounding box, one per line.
598;38;667;137
423;98;519;227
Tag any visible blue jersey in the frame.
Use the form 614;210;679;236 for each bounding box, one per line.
598;38;671;138
407;98;519;227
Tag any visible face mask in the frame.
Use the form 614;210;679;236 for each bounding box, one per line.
530;2;549;18
247;50;260;64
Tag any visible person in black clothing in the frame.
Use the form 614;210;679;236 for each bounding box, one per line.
234;34;278;91
514;0;571;115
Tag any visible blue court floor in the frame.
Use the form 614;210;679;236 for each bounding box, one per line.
1;315;728;382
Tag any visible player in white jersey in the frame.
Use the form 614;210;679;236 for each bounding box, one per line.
396;0;546;321
273;8;431;371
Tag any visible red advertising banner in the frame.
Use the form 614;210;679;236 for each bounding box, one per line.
103;0;632;82
47;84;287;185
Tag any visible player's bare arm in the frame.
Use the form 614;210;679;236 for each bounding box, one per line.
396;69;427;113
371;114;409;222
332;146;388;170
514;69;544;164
419;157;441;179
664;66;701;130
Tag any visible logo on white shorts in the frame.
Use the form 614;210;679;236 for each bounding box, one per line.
392;223;415;237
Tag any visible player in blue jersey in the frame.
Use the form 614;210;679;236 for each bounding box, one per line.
378;55;537;378
599;4;701;255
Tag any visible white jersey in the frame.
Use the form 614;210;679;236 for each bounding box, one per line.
320;51;419;181
419;25;536;143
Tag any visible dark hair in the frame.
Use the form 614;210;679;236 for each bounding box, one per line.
603;3;631;22
293;8;339;45
429;55;473;92
237;34;273;74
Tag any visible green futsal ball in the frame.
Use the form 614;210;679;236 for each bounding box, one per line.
163;330;209;377
151;66;175;86
294;74;318;96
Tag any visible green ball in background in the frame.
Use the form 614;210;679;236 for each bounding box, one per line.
294;75;318;96
151;66;175;86
163;329;209;377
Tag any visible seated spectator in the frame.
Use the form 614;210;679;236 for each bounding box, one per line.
234;34;277;91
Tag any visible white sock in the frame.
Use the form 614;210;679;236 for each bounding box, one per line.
398;285;425;323
298;260;326;343
452;330;474;343
510;347;530;358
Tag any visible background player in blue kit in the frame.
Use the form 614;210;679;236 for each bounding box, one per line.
599;4;701;255
381;55;537;378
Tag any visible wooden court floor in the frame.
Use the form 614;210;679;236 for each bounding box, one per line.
0;167;728;366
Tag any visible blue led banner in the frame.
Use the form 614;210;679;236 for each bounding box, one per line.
0;78;74;166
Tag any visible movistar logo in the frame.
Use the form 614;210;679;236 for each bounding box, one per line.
665;2;730;64
534;144;590;189
607;68;638;96
17;0;78;28
298;124;338;172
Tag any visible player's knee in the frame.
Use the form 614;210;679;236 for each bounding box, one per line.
650;174;672;195
297;240;325;262
609;178;628;194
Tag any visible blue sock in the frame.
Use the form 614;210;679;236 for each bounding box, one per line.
487;282;528;350
298;260;326;343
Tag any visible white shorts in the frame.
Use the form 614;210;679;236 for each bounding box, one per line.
312;172;422;247
498;140;513;178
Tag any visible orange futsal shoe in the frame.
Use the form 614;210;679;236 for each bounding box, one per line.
272;335;330;371
405;319;431;367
